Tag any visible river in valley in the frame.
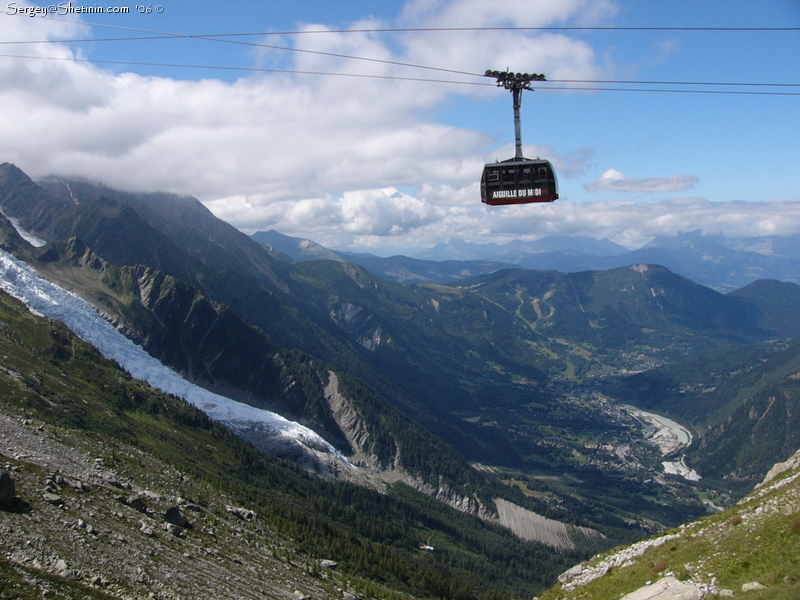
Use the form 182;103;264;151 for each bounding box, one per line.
622;406;701;481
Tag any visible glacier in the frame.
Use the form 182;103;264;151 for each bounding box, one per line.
0;210;47;247
0;247;350;465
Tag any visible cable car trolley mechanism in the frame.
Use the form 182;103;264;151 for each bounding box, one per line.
481;70;558;206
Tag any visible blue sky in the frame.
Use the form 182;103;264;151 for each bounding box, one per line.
1;0;799;253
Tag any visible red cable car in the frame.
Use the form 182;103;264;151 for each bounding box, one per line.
481;70;558;206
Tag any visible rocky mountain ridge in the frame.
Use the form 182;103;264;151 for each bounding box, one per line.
3;162;800;598
5;163;800;480
0;230;481;506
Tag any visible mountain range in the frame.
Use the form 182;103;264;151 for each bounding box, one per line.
5;161;800;494
254;228;800;293
2;161;800;598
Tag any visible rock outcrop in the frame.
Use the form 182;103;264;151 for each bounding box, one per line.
756;447;800;488
619;576;704;600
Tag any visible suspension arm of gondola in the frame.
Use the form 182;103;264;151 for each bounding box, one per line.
512;85;524;160
484;70;546;160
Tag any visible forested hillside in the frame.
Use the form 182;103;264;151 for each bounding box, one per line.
0;288;585;600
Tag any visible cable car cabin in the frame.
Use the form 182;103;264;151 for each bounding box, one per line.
481;158;558;206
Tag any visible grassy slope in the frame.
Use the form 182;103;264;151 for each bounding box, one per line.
538;458;800;600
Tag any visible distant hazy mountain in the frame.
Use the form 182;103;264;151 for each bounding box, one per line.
337;252;520;284
619;230;800;292
252;229;345;263
415;235;629;261
729;279;800;338
420;231;800;292
254;229;800;292
253;229;519;284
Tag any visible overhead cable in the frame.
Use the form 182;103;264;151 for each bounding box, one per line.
3;14;799;95
3;52;800;96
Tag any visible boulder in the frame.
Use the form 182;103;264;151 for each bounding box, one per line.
127;496;147;513
43;492;63;506
0;469;15;502
619;577;704;600
558;564;584;584
226;505;256;521
742;582;767;592
139;522;155;537
163;506;189;528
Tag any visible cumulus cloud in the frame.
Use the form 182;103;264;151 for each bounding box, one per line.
221;185;800;254
430;197;800;250
207;187;448;238
585;169;698;193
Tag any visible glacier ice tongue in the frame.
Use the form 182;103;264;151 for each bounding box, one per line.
0;248;347;462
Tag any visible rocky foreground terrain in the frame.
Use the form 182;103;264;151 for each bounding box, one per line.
0;412;361;600
539;449;800;600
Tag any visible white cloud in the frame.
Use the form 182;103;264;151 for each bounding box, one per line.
400;0;619;29
5;0;795;259
1;0;617;200
585;169;698;193
219;183;800;254
208;187;448;238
